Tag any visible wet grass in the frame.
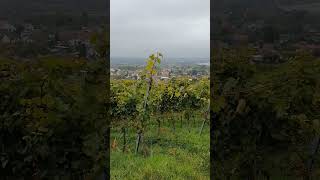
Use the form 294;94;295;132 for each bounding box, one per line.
110;119;210;180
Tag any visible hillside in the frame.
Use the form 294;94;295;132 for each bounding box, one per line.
0;0;108;19
213;0;320;15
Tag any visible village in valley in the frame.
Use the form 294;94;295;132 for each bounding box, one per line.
0;16;105;60
213;1;320;64
110;58;209;81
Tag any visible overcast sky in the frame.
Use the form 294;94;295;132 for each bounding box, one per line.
111;0;210;58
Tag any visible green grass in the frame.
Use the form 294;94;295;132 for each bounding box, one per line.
110;119;210;180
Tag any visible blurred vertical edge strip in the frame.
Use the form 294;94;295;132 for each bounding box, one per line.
106;0;111;179
210;0;214;179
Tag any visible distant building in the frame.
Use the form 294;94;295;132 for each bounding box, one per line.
160;76;169;81
197;63;210;66
1;35;10;44
160;69;171;77
251;50;282;64
132;73;140;80
0;21;16;32
23;23;34;32
251;55;263;63
49;44;69;55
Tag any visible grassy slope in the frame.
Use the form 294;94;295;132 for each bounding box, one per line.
110;119;210;180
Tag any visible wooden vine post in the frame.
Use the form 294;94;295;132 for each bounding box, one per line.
135;52;162;154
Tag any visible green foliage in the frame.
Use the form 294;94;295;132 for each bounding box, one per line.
110;53;210;179
212;48;320;179
110;77;209;127
111;119;210;180
0;57;107;179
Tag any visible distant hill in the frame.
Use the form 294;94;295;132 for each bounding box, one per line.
0;0;108;19
213;0;320;15
111;57;210;65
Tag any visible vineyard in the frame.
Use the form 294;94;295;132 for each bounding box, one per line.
212;48;320;179
110;53;210;179
0;56;108;179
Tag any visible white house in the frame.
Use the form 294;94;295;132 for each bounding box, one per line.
1;35;11;43
0;22;16;32
23;23;34;32
160;76;169;80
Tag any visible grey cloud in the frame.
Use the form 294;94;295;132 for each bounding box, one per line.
111;0;209;58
